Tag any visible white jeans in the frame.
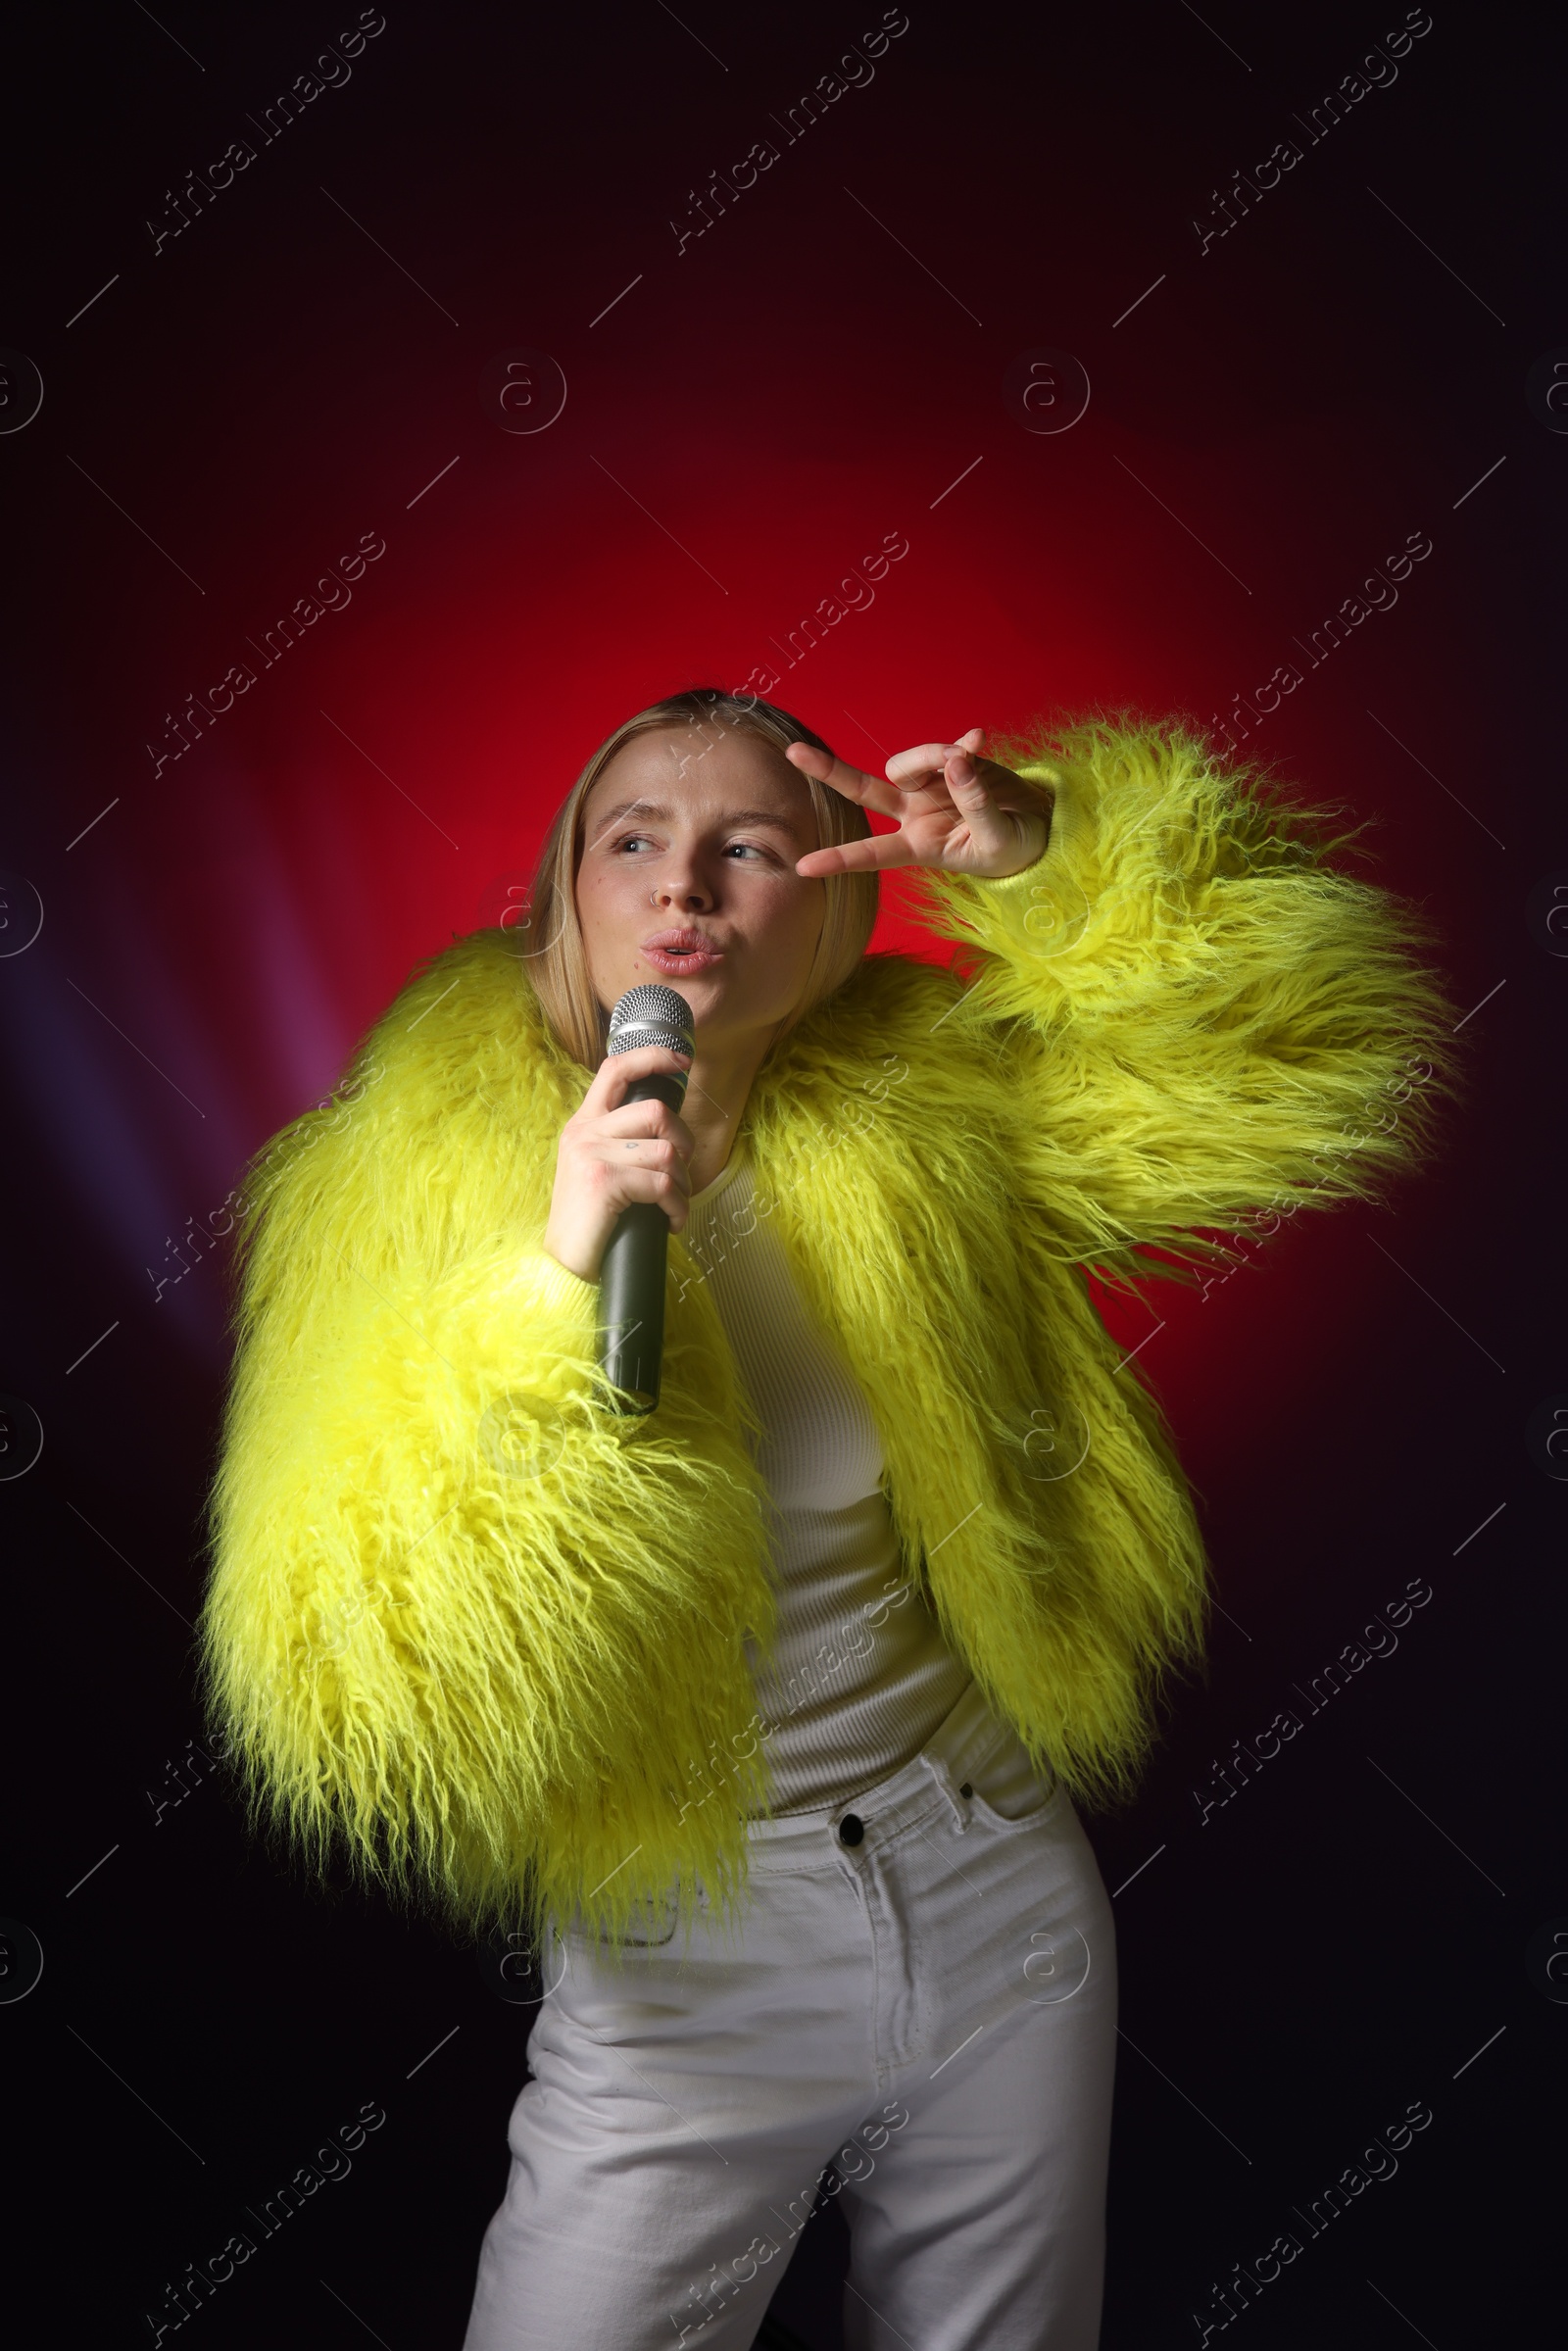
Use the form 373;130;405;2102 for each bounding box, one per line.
462;1680;1117;2351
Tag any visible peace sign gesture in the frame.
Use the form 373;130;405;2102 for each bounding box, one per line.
784;727;1053;881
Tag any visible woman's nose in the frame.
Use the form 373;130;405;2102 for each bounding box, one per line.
649;871;713;909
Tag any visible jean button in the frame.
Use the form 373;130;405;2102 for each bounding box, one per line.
838;1813;864;1847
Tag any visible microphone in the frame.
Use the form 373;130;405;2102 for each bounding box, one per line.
598;983;696;1413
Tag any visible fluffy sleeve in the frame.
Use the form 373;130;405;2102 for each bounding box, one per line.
906;714;1457;1271
197;932;773;1945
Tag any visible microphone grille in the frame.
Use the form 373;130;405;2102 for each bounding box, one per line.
606;984;696;1058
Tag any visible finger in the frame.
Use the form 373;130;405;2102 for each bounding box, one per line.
583;1041;692;1112
597;1134;692;1190
947;744;1039;816
795;830;921;879
885;738;970;789
598;1102;695;1157
943;745;994;796
941;747;1021;846
884;728;990;789
784;739;906;821
605;1161;692;1225
938;747;1049;868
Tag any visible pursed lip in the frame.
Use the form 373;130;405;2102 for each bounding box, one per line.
639;928;727;973
641;927;722;955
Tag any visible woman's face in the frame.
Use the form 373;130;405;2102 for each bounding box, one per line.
575;723;826;1049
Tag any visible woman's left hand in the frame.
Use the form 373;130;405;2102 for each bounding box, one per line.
784;726;1052;880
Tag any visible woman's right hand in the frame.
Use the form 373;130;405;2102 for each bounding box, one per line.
542;1045;696;1282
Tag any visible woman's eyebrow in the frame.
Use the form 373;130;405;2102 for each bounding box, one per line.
594;799;802;840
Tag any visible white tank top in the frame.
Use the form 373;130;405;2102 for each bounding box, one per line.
682;1146;976;1815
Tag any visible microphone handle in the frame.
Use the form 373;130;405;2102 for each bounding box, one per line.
597;1071;686;1413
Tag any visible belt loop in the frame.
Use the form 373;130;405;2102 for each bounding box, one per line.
918;1750;970;1834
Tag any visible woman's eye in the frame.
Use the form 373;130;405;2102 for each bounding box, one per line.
612;834;769;859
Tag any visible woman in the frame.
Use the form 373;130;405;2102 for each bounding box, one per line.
200;688;1448;2349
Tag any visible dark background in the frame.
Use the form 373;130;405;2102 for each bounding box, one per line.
1;1;1562;2343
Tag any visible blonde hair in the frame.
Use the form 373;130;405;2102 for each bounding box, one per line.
518;688;879;1069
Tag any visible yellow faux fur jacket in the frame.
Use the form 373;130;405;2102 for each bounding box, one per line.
199;717;1450;1943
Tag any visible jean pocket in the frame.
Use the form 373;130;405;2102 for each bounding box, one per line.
564;1879;709;1949
962;1733;1062;1830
